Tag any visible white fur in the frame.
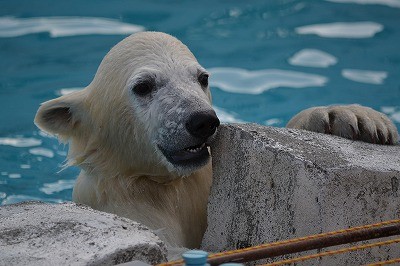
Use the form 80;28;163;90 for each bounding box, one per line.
35;32;214;249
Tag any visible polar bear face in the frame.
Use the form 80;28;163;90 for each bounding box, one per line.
35;32;219;179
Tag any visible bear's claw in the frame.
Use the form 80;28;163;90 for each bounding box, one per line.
287;104;398;145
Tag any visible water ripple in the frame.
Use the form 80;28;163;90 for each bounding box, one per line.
342;69;387;84
296;21;383;38
209;67;327;94
29;147;55;158
0;16;145;38
40;180;75;195
288;49;337;68
391;112;400;123
381;106;400;124
264;118;283;126
2;195;63;205
326;0;400;8
57;87;84;96
214;107;244;123
0;137;42;147
8;173;21;179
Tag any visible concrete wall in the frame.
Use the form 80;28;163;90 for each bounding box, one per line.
0;201;167;265
202;123;400;265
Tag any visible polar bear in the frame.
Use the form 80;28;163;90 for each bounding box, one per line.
34;32;398;251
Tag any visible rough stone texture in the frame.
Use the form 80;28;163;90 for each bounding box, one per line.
0;201;167;266
202;123;400;265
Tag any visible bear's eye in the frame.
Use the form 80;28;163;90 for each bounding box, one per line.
198;73;209;87
132;81;153;96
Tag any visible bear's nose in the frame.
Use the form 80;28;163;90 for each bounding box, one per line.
186;111;220;139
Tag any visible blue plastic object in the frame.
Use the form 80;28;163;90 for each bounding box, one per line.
182;250;209;266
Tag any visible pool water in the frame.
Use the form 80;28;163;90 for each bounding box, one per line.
1;0;400;205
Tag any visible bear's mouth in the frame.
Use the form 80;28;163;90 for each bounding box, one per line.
159;142;210;166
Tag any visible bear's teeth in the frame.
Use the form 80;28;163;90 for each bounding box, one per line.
185;143;206;153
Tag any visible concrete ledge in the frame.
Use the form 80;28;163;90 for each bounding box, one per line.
0;201;167;265
202;123;400;265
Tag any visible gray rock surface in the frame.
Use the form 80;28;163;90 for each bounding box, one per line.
202;123;400;265
0;201;166;266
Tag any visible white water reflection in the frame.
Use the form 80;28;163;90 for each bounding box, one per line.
214;107;244;123
296;22;383;38
29;147;55;158
264;118;283;126
381;106;397;114
40;180;75;195
326;0;400;8
289;49;337;68
0;17;144;38
57;87;83;96
342;69;387;84
2;194;63;205
0;137;42;147
8;173;21;179
381;106;400;124
209;67;327;94
391;112;400;123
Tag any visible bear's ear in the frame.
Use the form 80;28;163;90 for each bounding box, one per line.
34;90;87;138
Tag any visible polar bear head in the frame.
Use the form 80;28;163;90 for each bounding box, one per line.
35;32;220;179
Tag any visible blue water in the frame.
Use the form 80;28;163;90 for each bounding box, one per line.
1;0;400;205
